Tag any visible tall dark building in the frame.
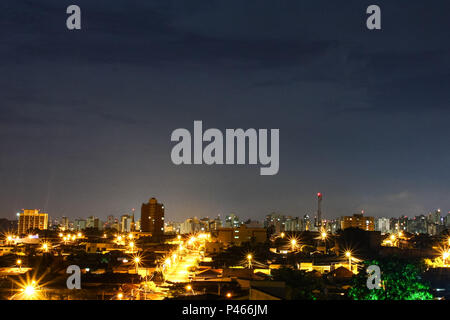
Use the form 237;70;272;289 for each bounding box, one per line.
141;197;164;240
316;192;323;229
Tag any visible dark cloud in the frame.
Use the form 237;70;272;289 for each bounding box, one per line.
0;0;449;221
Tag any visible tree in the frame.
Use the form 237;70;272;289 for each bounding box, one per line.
348;257;433;300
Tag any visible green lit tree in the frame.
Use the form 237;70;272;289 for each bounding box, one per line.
348;258;433;300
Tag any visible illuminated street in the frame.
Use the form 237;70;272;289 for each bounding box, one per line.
164;248;201;283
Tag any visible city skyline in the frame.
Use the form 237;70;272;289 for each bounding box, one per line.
1;0;450;221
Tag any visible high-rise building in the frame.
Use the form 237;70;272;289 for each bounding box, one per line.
285;217;301;232
341;213;375;231
74;219;87;231
264;213;285;233
180;218;200;234
60;217;70;231
224;213;241;228
210;216;223;231
120;214;132;232
18;209;48;235
86;216;101;229
408;215;427;234
140;197;165;240
375;218;391;234
316;192;323;229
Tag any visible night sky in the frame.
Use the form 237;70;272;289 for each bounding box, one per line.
1;0;449;222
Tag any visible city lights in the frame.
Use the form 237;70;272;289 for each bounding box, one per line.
345;251;352;272
443;251;449;266
41;242;49;253
246;254;253;269
10;275;48;300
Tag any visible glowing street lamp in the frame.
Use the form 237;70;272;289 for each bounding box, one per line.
41;243;49;253
129;241;135;253
134;256;141;273
226;292;232;299
16;259;22;270
321;232;327;241
443;251;449;266
185;284;195;295
247;254;253;269
290;239;297;251
117;293;123;300
345;251;352;272
280;232;285;239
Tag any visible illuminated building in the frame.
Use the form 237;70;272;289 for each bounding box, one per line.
224;213;241;228
120;214;132;232
18;209;48;235
86;216;101;229
375;218;391;234
74;219;86;230
140;197;164;240
341;213;375;231
215;224;266;245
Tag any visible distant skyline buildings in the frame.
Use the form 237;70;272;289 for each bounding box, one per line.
8;205;449;238
4;193;450;224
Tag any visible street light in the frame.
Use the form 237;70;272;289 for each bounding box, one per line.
247;254;253;269
345;251;352;272
129;241;135;253
41;243;49;253
186;284;194;295
280;232;285;239
117;292;123;300
226;292;232;298
443;251;449;266
134;256;140;273
290;239;297;251
16;259;22;270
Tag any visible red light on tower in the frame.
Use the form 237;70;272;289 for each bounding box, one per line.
317;192;322;198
